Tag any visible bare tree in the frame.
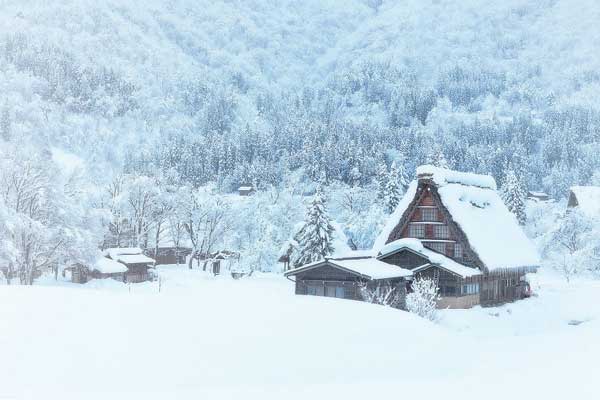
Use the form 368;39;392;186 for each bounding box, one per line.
358;281;404;308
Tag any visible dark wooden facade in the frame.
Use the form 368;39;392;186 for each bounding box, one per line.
69;264;125;284
288;261;408;309
146;247;192;265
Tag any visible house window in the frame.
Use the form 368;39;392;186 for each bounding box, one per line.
421;208;437;222
325;286;345;298
425;242;447;254
434;225;450;239
454;243;463;259
462;283;480;295
408;224;426;238
440;285;457;296
307;285;324;296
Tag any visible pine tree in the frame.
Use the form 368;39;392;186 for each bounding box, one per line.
0;104;10;142
293;187;335;267
383;162;402;213
375;162;388;200
396;161;409;192
501;167;527;224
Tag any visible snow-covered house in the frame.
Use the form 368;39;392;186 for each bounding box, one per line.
568;186;600;218
70;256;129;284
238;185;255;196
373;165;540;308
104;247;156;283
284;255;412;308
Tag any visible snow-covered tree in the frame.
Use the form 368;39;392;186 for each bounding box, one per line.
383;161;402;213
359;281;404;308
0;104;10;142
375;162;388;201
500;167;527;225
406;277;440;321
183;189;231;270
293;187;335;267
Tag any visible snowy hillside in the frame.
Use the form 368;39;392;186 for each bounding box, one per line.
1;268;598;399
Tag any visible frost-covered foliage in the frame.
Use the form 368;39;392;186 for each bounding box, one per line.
501;167;527;225
1;1;599;279
0;144;101;284
406;278;440;321
383;162;403;214
358;281;403;308
293;188;336;267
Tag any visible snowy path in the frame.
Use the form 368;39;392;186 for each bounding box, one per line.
0;268;597;399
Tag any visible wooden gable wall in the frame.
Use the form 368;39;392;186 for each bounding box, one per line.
385;179;486;272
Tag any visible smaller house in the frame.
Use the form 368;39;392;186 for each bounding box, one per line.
238;185;255;196
284;255;412;308
527;191;551;202
70;257;128;284
567;186;600;218
105;247;155;283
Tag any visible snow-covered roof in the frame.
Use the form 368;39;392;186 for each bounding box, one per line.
115;254;155;265
105;247;144;259
378;239;481;278
285;257;412;280
105;247;155;265
238;186;254;191
374;166;540;271
416;165;496;190
372;180;418;250
437;181;540;270
93;257;128;274
570;186;600;218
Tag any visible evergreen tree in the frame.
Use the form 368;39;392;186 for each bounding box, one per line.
0;104;10;142
501;167;527;224
293;187;335;267
383;161;402;213
396;161;410;192
375;162;388;200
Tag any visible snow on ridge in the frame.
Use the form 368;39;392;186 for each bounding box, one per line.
94;257;128;274
372;180;418;251
378;238;481;278
285;256;412;280
417;165;497;190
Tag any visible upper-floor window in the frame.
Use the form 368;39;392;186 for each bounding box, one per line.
408;224;426;238
421;208;437;222
454;243;463;259
425;241;447;254
434;225;450;239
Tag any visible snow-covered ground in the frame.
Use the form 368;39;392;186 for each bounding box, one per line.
1;266;598;400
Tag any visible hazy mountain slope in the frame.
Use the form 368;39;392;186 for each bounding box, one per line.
1;0;599;191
